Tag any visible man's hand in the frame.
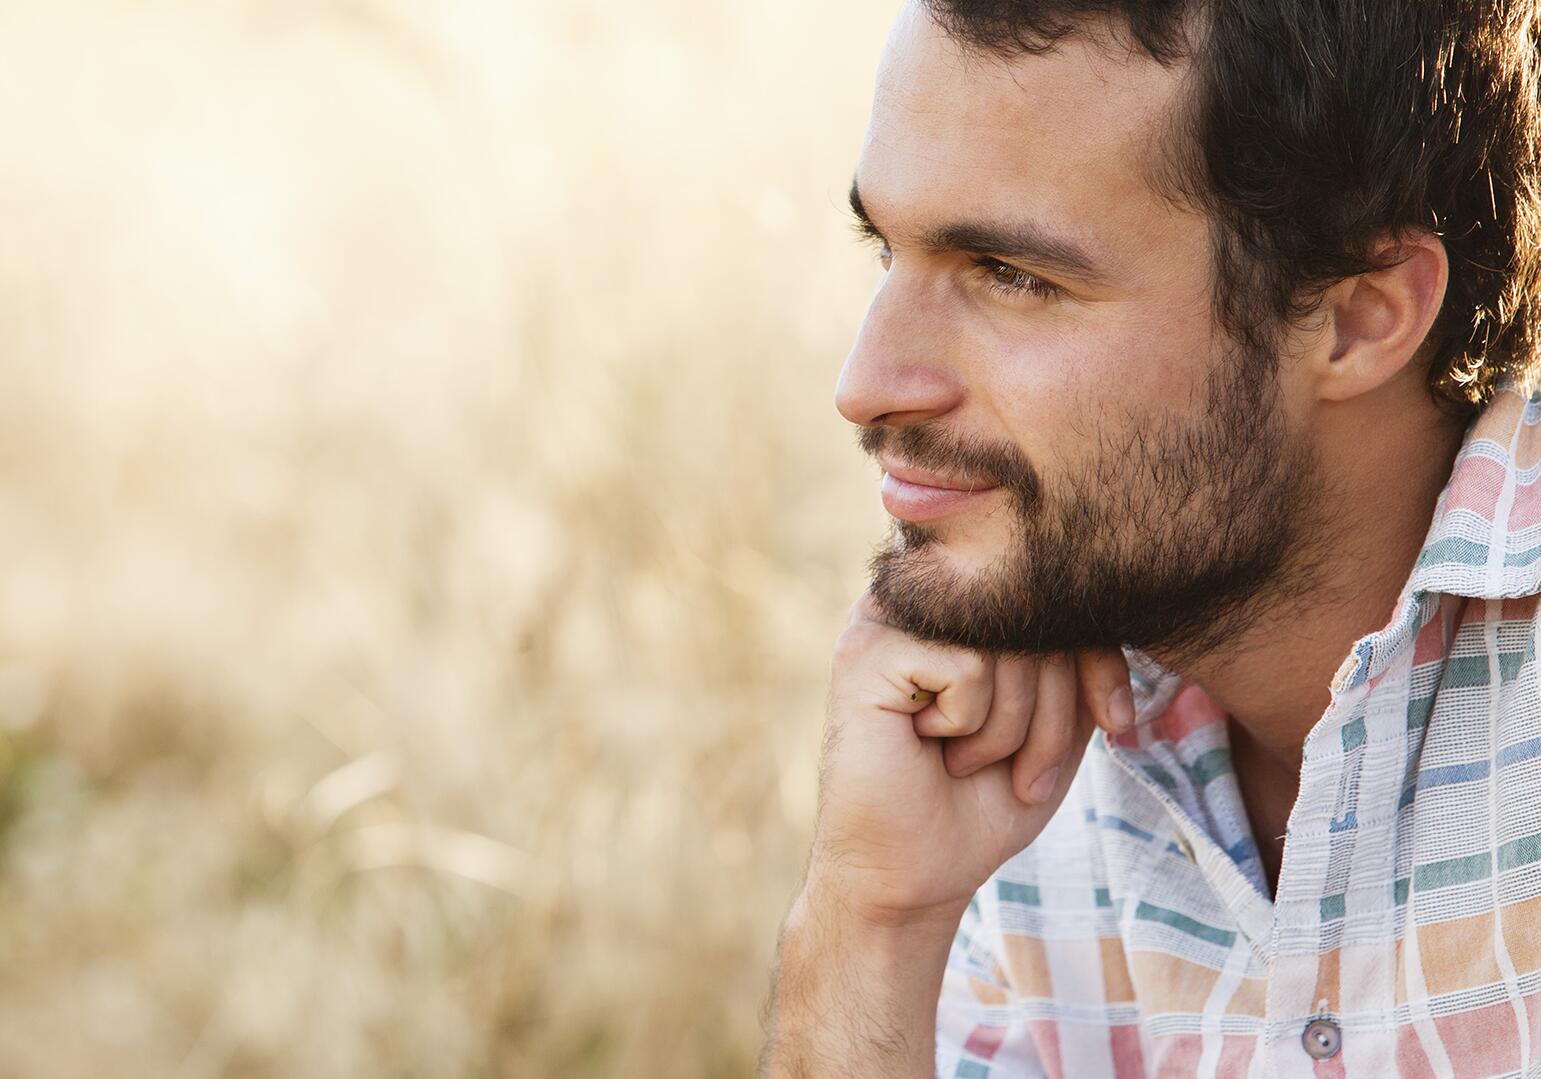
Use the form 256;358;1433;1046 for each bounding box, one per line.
811;591;1132;924
759;591;1132;1077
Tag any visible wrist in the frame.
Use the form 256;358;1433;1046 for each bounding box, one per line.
779;877;961;999
799;861;972;936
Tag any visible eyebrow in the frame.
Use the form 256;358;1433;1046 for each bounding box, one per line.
848;179;1109;286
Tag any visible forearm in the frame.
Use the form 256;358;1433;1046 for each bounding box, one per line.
759;884;961;1079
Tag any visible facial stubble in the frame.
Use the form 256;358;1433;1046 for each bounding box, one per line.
864;348;1334;666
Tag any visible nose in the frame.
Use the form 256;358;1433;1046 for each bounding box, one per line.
834;276;962;429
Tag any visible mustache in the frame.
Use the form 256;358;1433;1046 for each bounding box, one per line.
857;422;1041;503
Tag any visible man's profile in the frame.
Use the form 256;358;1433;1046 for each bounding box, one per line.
760;0;1541;1075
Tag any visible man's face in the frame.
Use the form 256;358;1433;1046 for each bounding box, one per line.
840;5;1328;661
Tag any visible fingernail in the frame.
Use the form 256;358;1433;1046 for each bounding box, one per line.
1107;685;1135;732
1026;766;1061;804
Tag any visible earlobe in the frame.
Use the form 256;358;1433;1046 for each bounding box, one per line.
1317;231;1449;403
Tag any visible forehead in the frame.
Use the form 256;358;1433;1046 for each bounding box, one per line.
859;7;1193;261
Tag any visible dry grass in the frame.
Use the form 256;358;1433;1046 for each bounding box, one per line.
0;2;893;1075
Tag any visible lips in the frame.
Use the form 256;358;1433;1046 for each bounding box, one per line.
876;456;998;493
877;456;1001;522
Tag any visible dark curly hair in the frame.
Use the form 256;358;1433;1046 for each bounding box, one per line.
924;0;1541;414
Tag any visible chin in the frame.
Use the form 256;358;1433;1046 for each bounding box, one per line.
941;542;1005;577
902;528;1006;576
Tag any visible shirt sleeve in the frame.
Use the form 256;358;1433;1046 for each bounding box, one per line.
934;890;1046;1079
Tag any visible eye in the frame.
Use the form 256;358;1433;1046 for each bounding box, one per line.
975;258;1058;301
851;222;893;270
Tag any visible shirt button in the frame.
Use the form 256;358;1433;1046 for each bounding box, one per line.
1302;1019;1342;1060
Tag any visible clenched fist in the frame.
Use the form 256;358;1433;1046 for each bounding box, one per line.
806;590;1135;927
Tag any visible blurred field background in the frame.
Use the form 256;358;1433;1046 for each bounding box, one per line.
0;2;893;1075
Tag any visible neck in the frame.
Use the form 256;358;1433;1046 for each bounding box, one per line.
1142;374;1468;897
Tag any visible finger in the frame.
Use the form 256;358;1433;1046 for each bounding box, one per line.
942;654;1039;778
1076;647;1135;735
908;648;995;739
1011;652;1084;804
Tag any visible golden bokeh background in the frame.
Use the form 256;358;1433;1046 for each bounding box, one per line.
0;2;894;1075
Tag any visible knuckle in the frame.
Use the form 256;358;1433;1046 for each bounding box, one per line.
954;649;991;681
994;674;1038;717
830;633;858;669
848;591;885;624
831;621;882;665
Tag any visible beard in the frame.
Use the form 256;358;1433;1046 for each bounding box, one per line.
863;343;1335;664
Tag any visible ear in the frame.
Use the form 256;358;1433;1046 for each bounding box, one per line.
1313;230;1449;403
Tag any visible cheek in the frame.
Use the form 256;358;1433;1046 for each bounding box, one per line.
976;312;1210;468
973;314;1098;403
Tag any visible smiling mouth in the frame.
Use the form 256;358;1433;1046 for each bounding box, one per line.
878;468;1002;522
876;456;998;492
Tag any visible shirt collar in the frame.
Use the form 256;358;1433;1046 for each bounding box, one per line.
1405;379;1541;602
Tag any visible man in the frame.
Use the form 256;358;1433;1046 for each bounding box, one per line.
760;1;1541;1076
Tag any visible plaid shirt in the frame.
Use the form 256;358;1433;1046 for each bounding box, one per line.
937;382;1541;1078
